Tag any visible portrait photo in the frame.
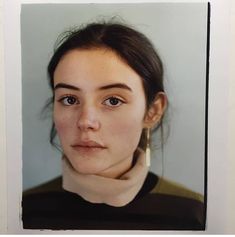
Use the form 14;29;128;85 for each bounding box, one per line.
20;2;209;231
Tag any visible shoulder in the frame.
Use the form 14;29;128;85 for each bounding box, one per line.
23;177;63;196
150;175;204;203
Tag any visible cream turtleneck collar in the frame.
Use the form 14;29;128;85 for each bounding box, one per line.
62;149;148;207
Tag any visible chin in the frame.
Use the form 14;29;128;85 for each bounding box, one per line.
68;158;107;175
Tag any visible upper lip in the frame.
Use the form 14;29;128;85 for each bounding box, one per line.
71;141;106;148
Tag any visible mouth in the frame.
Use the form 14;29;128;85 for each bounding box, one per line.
71;141;107;154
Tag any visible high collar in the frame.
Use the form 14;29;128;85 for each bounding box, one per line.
62;149;149;207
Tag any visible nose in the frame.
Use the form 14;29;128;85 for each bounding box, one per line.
76;106;100;131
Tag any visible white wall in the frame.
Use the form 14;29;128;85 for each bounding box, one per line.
0;0;7;233
205;0;235;233
227;0;235;232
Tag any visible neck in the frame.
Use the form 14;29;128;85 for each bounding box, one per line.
96;155;133;179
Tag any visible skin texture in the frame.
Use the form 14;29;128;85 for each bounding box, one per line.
53;48;166;178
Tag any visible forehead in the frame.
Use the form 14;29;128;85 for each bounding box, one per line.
53;48;144;91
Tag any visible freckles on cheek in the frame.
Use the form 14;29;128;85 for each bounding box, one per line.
54;113;73;137
55;121;66;136
109;118;142;139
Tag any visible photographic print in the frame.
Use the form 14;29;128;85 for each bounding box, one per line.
21;2;209;230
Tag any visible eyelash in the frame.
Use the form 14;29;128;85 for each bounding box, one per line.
57;95;126;108
58;95;79;106
103;96;125;107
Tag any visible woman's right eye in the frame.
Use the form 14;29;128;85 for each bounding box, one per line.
58;96;79;106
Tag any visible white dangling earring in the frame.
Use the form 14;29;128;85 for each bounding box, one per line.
146;128;151;167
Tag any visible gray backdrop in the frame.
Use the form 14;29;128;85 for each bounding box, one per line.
21;3;208;194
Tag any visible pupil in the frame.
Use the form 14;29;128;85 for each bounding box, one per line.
68;97;75;104
110;98;119;105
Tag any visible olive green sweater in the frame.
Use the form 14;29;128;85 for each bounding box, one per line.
22;172;205;230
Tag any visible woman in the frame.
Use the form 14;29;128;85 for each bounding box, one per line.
22;22;205;230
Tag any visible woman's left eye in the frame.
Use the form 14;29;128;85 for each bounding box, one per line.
103;97;124;107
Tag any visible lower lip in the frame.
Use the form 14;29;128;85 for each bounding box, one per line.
72;146;106;155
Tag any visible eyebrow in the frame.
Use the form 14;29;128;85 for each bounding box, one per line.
99;83;132;92
54;83;80;91
54;83;132;92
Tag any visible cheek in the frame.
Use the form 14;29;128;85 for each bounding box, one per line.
53;109;75;140
106;109;144;149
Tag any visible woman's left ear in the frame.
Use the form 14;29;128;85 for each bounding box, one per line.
143;92;167;128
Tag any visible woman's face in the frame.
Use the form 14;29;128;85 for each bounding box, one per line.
53;48;148;178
